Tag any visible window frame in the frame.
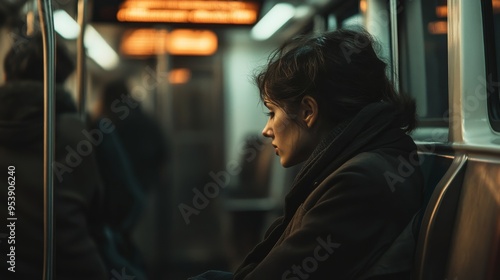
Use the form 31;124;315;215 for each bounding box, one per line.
481;0;500;132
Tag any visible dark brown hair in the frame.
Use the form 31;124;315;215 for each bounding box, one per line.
255;28;416;132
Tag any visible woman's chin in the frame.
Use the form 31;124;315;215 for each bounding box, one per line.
280;157;299;168
279;157;290;168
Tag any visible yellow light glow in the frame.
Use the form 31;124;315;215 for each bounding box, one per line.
120;29;218;56
121;1;257;10
436;5;447;18
360;0;367;14
167;29;218;55
120;29;164;56
428;21;447;35
117;0;259;24
169;68;191;84
189;9;257;24
494;0;500;13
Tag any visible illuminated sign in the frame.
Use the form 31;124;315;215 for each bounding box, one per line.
92;0;262;25
120;28;218;56
169;68;191;84
428;21;447;35
435;5;447;18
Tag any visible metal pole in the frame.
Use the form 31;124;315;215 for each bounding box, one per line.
77;0;87;121
37;0;55;279
389;0;400;92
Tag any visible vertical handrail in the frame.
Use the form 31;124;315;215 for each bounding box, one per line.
389;0;400;92
37;0;55;279
77;0;87;121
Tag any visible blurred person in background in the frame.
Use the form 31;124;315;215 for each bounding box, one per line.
94;78;168;193
91;78;168;279
0;33;108;279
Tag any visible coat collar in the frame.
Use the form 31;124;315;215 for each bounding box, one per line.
283;101;415;220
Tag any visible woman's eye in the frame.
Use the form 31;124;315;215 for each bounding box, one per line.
265;112;274;118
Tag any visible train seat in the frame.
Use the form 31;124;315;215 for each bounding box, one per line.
418;152;455;210
413;153;500;279
444;158;500;279
412;153;466;280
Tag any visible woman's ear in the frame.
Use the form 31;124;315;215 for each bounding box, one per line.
300;95;319;128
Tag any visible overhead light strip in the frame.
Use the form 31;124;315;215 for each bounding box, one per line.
251;3;295;41
54;10;80;39
54;10;119;70
84;26;119;70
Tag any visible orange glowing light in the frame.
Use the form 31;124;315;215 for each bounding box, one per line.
120;28;218;56
428;21;447;35
167;29;218;56
436;5;447;17
494;0;500;13
120;29;166;56
117;0;259;24
360;0;367;14
169;68;191;84
120;1;257;10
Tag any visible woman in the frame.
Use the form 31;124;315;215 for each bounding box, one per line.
191;28;423;280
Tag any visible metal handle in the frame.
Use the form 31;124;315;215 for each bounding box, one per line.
37;0;55;279
389;0;400;92
77;0;87;121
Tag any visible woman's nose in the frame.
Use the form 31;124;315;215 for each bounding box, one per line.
262;122;272;138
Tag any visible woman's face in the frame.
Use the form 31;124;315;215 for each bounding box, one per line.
262;100;315;167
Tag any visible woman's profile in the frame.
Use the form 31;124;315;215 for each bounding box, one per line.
190;28;423;280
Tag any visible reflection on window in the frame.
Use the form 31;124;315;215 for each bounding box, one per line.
399;0;448;122
483;0;500;131
494;0;500;106
341;13;364;29
424;0;448;119
334;1;363;30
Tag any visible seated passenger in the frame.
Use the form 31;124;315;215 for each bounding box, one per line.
0;34;108;279
189;28;423;280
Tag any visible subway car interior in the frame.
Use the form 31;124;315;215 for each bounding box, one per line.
0;0;499;279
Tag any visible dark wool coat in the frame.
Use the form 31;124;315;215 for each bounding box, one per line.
234;102;423;280
0;81;108;280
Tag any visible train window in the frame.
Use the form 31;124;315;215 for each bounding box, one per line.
332;1;362;30
399;0;448;124
326;1;392;94
482;0;500;131
342;13;363;29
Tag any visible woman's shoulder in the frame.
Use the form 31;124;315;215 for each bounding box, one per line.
304;150;423;208
336;148;421;181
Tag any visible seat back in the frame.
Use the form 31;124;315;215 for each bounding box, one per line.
414;151;500;280
444;158;500;279
418;152;455;211
412;154;467;280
